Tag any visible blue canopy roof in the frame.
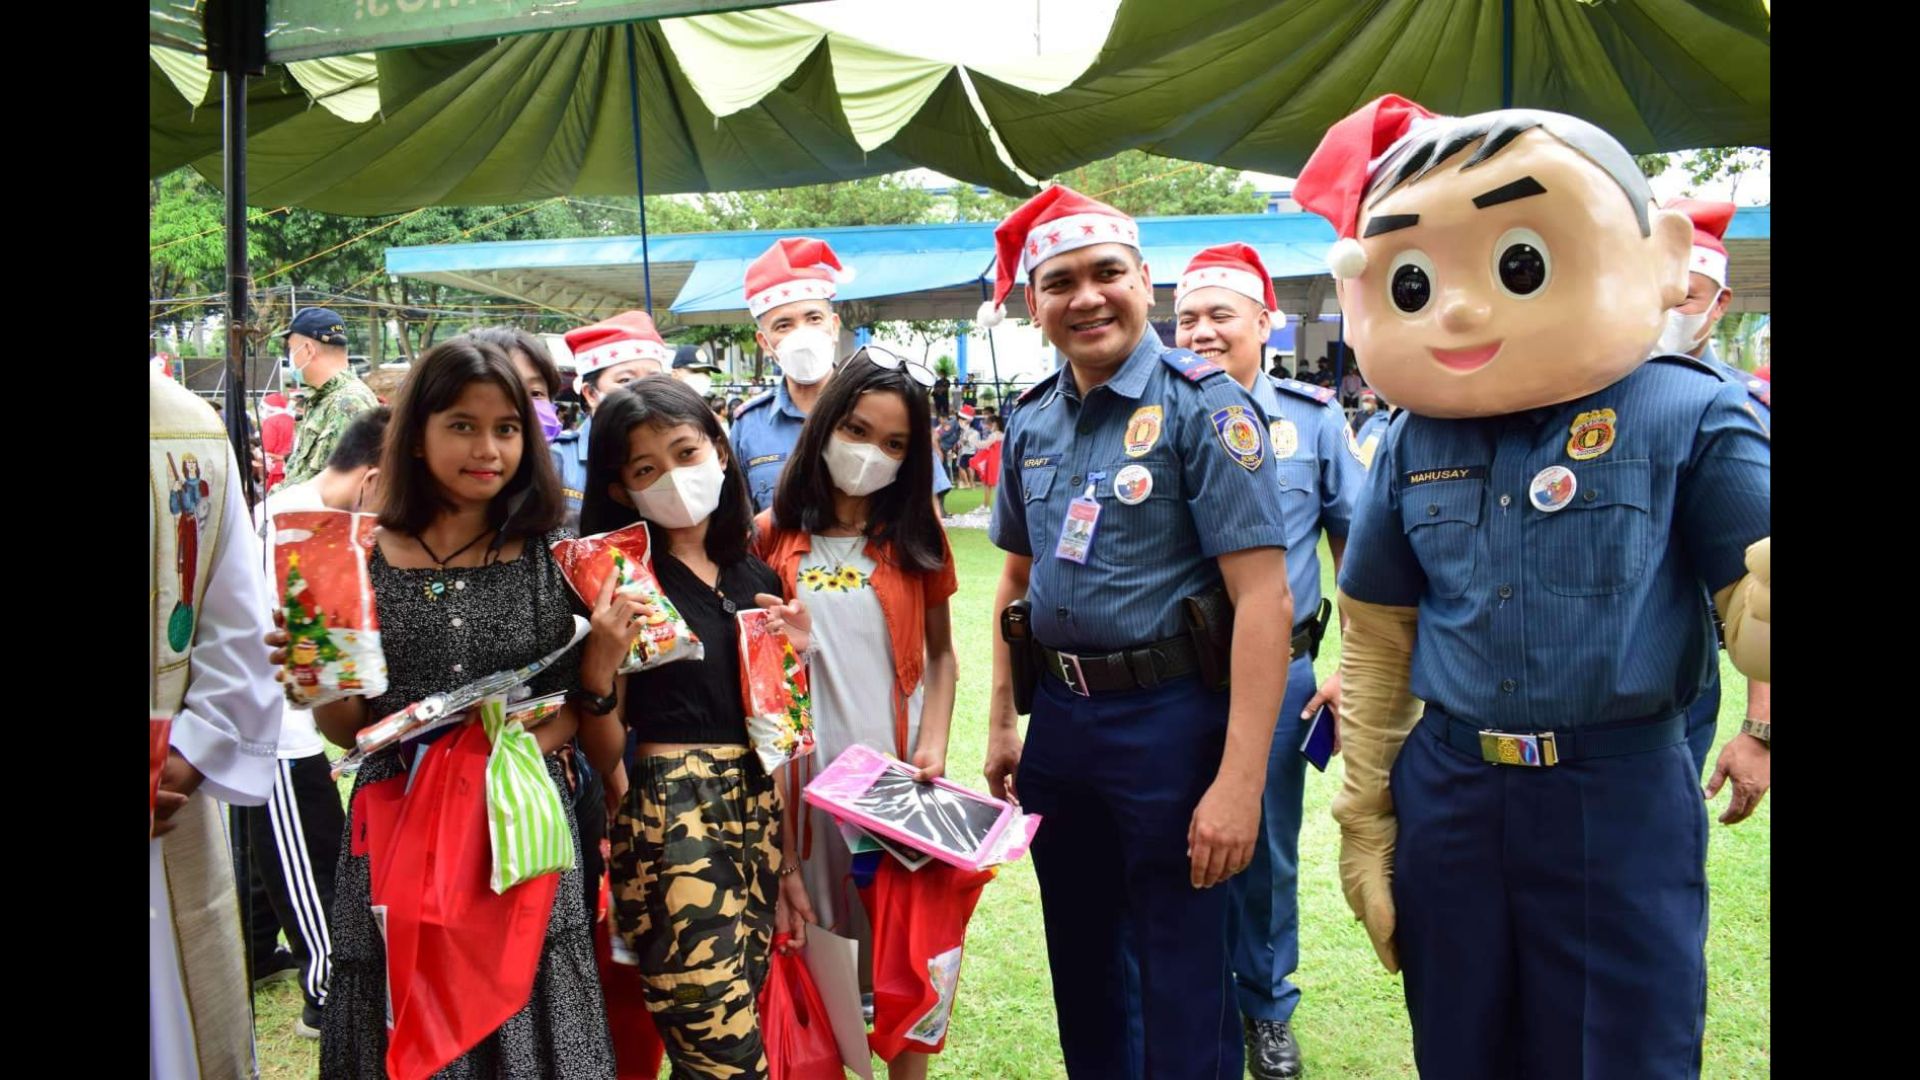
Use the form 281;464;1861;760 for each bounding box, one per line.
386;208;1769;326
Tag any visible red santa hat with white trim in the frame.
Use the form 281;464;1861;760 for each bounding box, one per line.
1175;243;1287;330
1293;94;1441;279
563;311;675;394
977;185;1141;328
1665;198;1735;289
744;237;854;319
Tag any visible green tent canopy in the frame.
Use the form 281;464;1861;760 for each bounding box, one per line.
150;1;1769;213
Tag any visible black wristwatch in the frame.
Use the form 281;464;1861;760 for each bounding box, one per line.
569;685;619;716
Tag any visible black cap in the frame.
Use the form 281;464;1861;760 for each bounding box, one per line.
276;308;350;347
672;345;720;373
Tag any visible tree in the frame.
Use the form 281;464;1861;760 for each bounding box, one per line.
150;170;265;351
1637;147;1769;203
896;320;968;364
951;150;1264;221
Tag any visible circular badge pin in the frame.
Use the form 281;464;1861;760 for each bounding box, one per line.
1113;464;1154;505
1529;465;1577;512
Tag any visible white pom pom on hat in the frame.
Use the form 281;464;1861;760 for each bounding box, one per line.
976;300;1005;328
1327;238;1369;279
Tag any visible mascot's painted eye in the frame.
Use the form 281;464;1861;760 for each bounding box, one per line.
1494;228;1551;298
1389;249;1435;314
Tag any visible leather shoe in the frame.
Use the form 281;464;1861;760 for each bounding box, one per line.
1244;1016;1303;1079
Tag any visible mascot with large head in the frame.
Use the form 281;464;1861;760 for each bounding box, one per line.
1299;95;1770;1078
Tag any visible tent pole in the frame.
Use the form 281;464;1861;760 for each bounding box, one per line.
1501;0;1515;109
625;23;655;315
214;0;264;510
979;280;1004;400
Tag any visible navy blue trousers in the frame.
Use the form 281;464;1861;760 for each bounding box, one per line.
1391;714;1709;1080
1686;665;1721;779
1018;674;1243;1080
1226;652;1317;1022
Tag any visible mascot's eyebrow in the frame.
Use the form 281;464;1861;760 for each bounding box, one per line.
1472;176;1547;209
1362;214;1420;238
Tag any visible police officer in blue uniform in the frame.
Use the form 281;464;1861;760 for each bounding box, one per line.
1174;243;1364;1079
731;236;952;512
1659;197;1773;824
1351;389;1394;470
551;312;673;533
1295;97;1772;1080
978;188;1295;1080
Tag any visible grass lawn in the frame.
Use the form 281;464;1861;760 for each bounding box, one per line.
255;485;1769;1077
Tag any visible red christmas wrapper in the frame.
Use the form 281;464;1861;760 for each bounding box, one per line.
736;608;815;773
550;523;701;674
273;510;387;707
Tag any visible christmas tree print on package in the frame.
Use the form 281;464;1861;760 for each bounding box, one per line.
736;607;816;773
550;522;702;674
273;510;386;707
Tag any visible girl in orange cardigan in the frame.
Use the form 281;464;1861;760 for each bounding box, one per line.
755;349;959;1080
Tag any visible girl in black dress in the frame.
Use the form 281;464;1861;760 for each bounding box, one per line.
310;335;615;1079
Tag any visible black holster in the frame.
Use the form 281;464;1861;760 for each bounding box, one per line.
1001;598;1039;715
1182;585;1235;692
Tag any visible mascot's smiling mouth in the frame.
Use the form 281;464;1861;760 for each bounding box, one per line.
1428;342;1502;372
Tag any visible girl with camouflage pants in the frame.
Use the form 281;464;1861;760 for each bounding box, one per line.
576;380;810;1079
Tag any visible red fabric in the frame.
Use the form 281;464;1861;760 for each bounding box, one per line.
563;311;674;378
1666;197;1735;254
149;716;173;833
761;934;844;1080
592;873;665;1080
859;860;994;1060
1294;94;1438;239
262;411;294;490
1177;243;1279;311
364;723;561;1080
985;184;1137;314
969;440;1003;488
745;237;847;306
1752;363;1770;383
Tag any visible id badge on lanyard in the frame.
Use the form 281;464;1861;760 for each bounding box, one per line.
1054;472;1106;564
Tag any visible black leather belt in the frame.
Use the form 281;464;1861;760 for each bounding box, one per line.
1039;635;1200;696
1421;704;1686;767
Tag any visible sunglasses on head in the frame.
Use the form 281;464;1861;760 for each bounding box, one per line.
852;345;937;389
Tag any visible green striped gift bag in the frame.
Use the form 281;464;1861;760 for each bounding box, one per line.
481;696;575;894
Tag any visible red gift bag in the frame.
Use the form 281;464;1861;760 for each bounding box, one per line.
860;859;995;1060
593;865;666;1080
761;934;845;1080
365;723;561;1080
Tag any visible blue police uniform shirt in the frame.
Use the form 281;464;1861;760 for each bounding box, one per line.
990;330;1290;652
732;380;951;512
1699;343;1771;422
550;412;591;534
1353;408;1393;469
1248;376;1364;621
1338;356;1770;731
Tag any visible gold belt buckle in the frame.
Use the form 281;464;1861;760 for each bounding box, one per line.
1476;730;1559;767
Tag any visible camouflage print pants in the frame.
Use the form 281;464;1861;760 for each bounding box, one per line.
608;745;782;1080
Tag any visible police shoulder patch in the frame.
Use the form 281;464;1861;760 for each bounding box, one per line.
1161;349;1226;383
733;391;774;420
1274;377;1336;405
1209;404;1265;472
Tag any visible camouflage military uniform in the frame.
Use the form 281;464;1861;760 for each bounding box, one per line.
276;370;378;491
609;745;782;1080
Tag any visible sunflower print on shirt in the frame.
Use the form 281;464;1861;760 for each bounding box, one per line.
800;562;871;593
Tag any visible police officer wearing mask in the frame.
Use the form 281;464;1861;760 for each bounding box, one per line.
551;311;674;533
731;237;952;512
1352;390;1394;470
979;187;1295;1080
1659;198;1771;824
1175;243;1363;1080
670;344;723;400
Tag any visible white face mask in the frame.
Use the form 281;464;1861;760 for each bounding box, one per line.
823;434;903;497
775;327;837;385
680;371;713;398
627;454;727;530
1656;292;1723;356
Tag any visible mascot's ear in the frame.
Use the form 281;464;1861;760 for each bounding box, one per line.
1649;206;1694;310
